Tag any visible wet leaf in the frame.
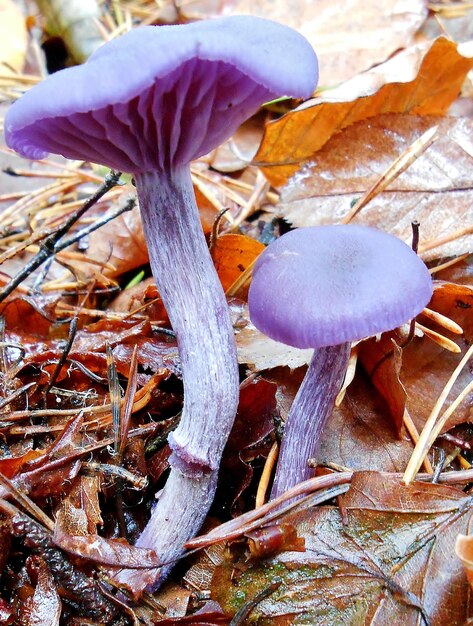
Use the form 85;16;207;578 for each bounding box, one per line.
20;558;61;626
275;114;473;260
268;366;416;472
218;378;276;514
54;525;161;568
109;277;168;323
232;300;313;371
212;233;264;293
256;38;473;185
358;334;406;436
153;603;229;625
84;204;148;278
11;316;179;382
402;284;473;433
212;472;472;625
217;0;426;87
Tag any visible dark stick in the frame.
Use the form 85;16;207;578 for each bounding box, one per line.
0;170;122;303
56;196;135;252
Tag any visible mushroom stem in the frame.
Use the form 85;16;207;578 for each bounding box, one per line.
270;342;351;500
118;165;239;589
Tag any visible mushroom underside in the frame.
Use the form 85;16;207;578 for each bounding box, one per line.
8;58;274;171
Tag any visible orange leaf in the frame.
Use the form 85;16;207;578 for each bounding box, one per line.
211;233;264;293
256;37;473;186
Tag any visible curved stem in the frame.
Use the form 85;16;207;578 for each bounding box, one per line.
271;342;350;500
115;166;239;592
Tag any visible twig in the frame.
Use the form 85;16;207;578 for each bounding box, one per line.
341;126;439;224
255;441;278;508
230;579;282;625
54;195;135;251
0;171;122;303
403;343;473;483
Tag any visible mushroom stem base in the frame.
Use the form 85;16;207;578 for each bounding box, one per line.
271;342;351;500
116;165;239;592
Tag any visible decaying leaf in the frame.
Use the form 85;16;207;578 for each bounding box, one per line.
53;525;161;568
275;114;473;260
83;204;149;278
402;283;473;434
256;38;473;185
212;233;264;293
218;378;276;514
232;300;313;371
358;333;406;436
19;557;62;626
212;472;472;625
216;0;426;87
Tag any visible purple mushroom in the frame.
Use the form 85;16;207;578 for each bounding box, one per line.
248;225;433;499
4;16;318;590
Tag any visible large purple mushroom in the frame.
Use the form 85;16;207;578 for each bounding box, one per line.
5;16;318;590
248;225;433;499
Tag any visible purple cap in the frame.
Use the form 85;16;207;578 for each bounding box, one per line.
5;16;318;172
248;225;433;349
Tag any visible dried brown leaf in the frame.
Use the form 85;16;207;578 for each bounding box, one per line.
20;558;61;626
232;300;313;371
53;525;161;568
212;472;472;625
216;0;426;87
84;204;148;278
276;367;415;472
358;333;406;436
276;114;473;260
256;38;473;186
402;283;473;433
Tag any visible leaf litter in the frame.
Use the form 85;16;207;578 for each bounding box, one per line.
0;1;472;624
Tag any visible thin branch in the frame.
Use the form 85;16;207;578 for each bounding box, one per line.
0;170;123;303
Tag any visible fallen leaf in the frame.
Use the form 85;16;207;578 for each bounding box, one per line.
264;364;414;473
218;378;276;514
275;114;473;260
20;557;61;626
401;282;473;434
84;204;148;278
297;367;415;471
212;233;264;293
216;0;426;87
232;300;313;371
207;116;264;172
358;333;406;436
212;472;472;625
54;526;161;568
256;38;473;185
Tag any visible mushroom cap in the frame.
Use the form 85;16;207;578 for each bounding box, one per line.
248;225;433;349
5;16;318;172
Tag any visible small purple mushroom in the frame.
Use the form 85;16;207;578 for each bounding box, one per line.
5;16;317;590
248;225;433;499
